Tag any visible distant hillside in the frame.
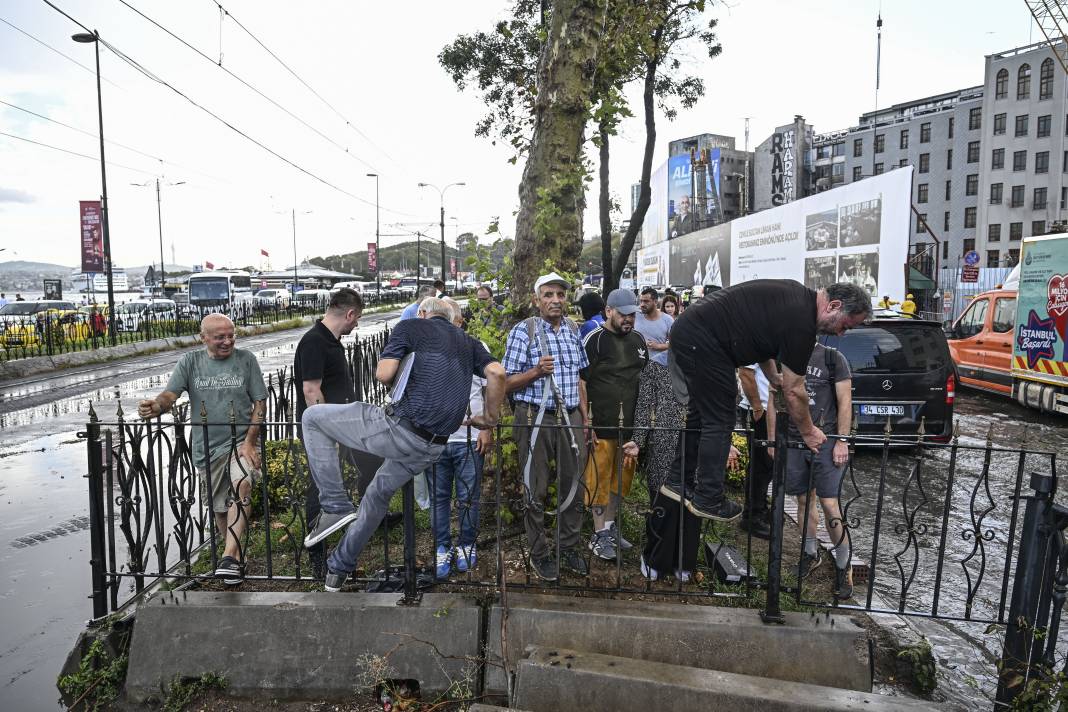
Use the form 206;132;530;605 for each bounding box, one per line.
0;260;73;273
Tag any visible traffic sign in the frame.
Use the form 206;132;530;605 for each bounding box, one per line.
962;265;979;283
964;250;980;266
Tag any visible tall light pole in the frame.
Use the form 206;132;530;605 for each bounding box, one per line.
367;173;380;301
133;178;185;295
418;181;465;283
275;208;311;295
73;30;116;346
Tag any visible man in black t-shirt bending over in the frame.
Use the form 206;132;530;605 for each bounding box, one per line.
660;279;871;521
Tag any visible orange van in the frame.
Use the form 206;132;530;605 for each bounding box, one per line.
946;288;1018;395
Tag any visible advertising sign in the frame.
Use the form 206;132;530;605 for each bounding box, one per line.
667;151;722;239
637;240;670;288
43;279;63;300
450;257;456;274
367;242;378;273
79;200;104;273
961;265;979;283
636;166;912;298
770;130;796;206
1012;235;1068;383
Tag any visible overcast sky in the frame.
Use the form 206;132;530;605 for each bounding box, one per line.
0;0;1038;271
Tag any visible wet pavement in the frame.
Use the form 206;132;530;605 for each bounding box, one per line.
0;314;394;711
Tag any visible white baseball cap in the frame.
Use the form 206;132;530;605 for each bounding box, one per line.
533;272;570;293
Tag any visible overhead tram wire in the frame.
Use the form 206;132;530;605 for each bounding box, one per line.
0;130;157;175
116;0;378;173
37;0;425;218
209;0;397;164
0;16;121;88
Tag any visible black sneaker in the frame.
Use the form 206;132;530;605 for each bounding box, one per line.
834;565;854;600
588;529;617;561
560;548;589;576
687;498;743;522
215;555;243;585
530;555;558;582
798;550;822;580
304;510;358;548
740;516;771;540
324;569;348;592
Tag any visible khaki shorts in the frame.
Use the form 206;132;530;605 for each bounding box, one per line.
582;438;636;507
199;451;262;514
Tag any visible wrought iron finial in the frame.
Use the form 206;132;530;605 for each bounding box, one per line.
917;416;926;437
229;400;236;424
88;400;98;423
985;423;994;448
952;419;960;444
618;401;625;429
199;400;208;424
884;415;892;439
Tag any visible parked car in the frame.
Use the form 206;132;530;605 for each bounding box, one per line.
293;289;331;308
0;300;80;347
819;314;956;443
254;289;291;310
114;299;177;332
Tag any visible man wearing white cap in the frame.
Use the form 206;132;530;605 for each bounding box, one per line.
503;272;590;581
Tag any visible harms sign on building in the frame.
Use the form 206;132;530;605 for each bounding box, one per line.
771;131;795;206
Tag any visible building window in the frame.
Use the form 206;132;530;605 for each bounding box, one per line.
899;158;909;168
966;174;979;196
969;107;982;130
990;182;1003;203
1032;220;1047;236
965;207;977;228
874;162;884;175
833;142;845;157
946;148;953;170
1018;63;1031;99
1040;58;1055;100
964;142;977;164
996;68;1009;99
964;237;976;254
1010;222;1023;240
943;241;950;260
989;224;1002;242
1038;114;1052;137
920;122;931;143
987;250;1001;268
1013;150;1027;171
948;116;954;139
919;153;930;173
874;134;885;153
945;179;952;200
1064;150;1068;172
916;213;927;233
900;129;909;149
993;148;1005;169
917;183;929;203
817;145;831;159
944;211;951;231
1011;184;1025;207
1015;114;1029;137
853;138;863;157
852;166;862;181
1034;187;1048;209
1063;186;1067;209
1036;150;1050;173
993;113;1006;135
1009;248;1020;264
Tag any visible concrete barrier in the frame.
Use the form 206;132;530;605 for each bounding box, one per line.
485;593;871;694
512;646;939;712
124;591;482;703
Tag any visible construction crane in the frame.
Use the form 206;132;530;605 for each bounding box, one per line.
1024;0;1068;75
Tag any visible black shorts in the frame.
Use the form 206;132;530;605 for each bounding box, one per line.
785;440;845;498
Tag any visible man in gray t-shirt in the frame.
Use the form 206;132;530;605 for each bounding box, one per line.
634;287;673;366
138;314;267;585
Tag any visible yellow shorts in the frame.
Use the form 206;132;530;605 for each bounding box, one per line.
582;438;636;507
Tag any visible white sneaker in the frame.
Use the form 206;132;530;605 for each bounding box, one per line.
674;569;692;583
454;544;477;573
640;555;659;581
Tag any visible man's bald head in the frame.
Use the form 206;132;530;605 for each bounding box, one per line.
200;313;236;359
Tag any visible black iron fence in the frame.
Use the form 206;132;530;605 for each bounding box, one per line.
81;361;1062;707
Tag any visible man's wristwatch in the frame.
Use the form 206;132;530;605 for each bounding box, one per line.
836;436;849;443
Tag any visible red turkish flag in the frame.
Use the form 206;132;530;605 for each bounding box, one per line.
205;260;215;270
261;249;269;257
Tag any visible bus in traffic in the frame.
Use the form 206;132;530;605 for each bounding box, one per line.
187;271;254;313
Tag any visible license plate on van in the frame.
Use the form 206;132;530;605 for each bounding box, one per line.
860;404;905;416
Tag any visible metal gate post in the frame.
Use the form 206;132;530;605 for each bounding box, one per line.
81;406;109;619
995;471;1055;706
761;408;789;624
399;478;421;605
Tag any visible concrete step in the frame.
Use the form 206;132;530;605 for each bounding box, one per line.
513;645;939;712
486;593;870;695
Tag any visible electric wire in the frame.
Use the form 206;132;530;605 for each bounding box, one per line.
209;0;396;163
116;0;378;173
0;16;120;88
0;130;156;175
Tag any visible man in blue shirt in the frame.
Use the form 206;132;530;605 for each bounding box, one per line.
302;297;506;591
399;284;437;320
503;272;590;581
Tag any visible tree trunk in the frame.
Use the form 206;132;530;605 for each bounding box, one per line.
512;0;606;301
612;56;657;286
597;117;615;293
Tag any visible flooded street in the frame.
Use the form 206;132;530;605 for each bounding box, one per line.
0;315;392;711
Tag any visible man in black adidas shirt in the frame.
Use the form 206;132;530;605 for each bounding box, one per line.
660;279;870;521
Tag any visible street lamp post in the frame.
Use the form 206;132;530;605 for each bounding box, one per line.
367;173;380;301
418;181;465;285
73;30;116;346
133;179;185;296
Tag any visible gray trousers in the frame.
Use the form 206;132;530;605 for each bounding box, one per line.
513;401;586;560
301;401;444;574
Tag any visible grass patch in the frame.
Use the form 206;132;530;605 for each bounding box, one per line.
162;672;228;712
57;639;128;712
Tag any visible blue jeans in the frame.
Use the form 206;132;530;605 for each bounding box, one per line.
430;441;484;550
301;402;443;574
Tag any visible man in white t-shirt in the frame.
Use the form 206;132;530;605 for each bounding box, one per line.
634;286;673;366
737;364;772;539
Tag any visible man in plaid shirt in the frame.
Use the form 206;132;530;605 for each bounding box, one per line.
503;272;590;582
